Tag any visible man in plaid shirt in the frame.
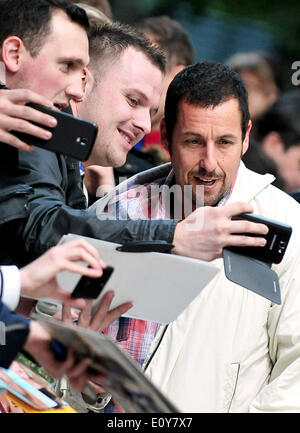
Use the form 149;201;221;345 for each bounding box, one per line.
96;148;238;412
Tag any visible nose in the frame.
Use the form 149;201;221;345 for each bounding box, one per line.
199;144;218;173
133;108;152;136
65;74;85;102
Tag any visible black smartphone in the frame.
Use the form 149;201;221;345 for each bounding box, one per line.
71;266;114;299
11;102;98;161
229;213;292;264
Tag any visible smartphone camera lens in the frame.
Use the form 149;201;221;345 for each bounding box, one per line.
279;241;286;249
77;137;88;146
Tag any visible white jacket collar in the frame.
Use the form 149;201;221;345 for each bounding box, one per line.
229;161;275;204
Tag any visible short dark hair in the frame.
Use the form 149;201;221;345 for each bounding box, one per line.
88;21;166;77
135;15;194;69
164;61;250;147
254;90;300;150
0;0;89;56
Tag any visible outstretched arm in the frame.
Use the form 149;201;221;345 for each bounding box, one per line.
20;238;106;308
173;202;268;261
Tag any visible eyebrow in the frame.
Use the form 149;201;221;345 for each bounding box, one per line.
183;132;238;140
128;88;149;102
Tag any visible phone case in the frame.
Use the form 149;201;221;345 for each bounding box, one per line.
223;248;281;304
71;266;114;299
230;213;292;264
11;103;98;161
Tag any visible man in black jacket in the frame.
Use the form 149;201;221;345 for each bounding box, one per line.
0;3;267;268
0;0;90;263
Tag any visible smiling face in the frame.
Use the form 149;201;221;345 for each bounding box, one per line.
162;98;251;208
80;46;163;167
6;9;89;108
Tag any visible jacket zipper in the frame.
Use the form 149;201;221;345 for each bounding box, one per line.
143;324;169;372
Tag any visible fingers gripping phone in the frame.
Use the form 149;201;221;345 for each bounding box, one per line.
11;103;98;161
230;213;292;264
71;266;114;299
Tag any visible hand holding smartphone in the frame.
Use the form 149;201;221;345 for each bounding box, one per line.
11;103;98;161
230;213;292;264
71;266;114;299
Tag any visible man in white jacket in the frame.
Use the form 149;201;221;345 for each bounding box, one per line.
95;60;300;412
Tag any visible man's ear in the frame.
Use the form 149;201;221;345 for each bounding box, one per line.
242;120;252;156
1;36;27;73
72;67;94;115
160;117;171;153
83;66;95;96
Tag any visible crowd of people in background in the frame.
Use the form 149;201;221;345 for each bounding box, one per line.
1;0;300;414
82;1;300;204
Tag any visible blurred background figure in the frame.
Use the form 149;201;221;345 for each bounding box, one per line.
135;15;195;156
113;15;195;185
76;2;111;25
72;0;113;20
226;51;283;121
253;90;300;196
241;138;286;191
226;51;287;190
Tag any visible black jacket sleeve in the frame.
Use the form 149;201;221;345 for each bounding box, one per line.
0;301;30;368
3;147;177;266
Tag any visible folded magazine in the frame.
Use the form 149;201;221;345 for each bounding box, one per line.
32;314;178;413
